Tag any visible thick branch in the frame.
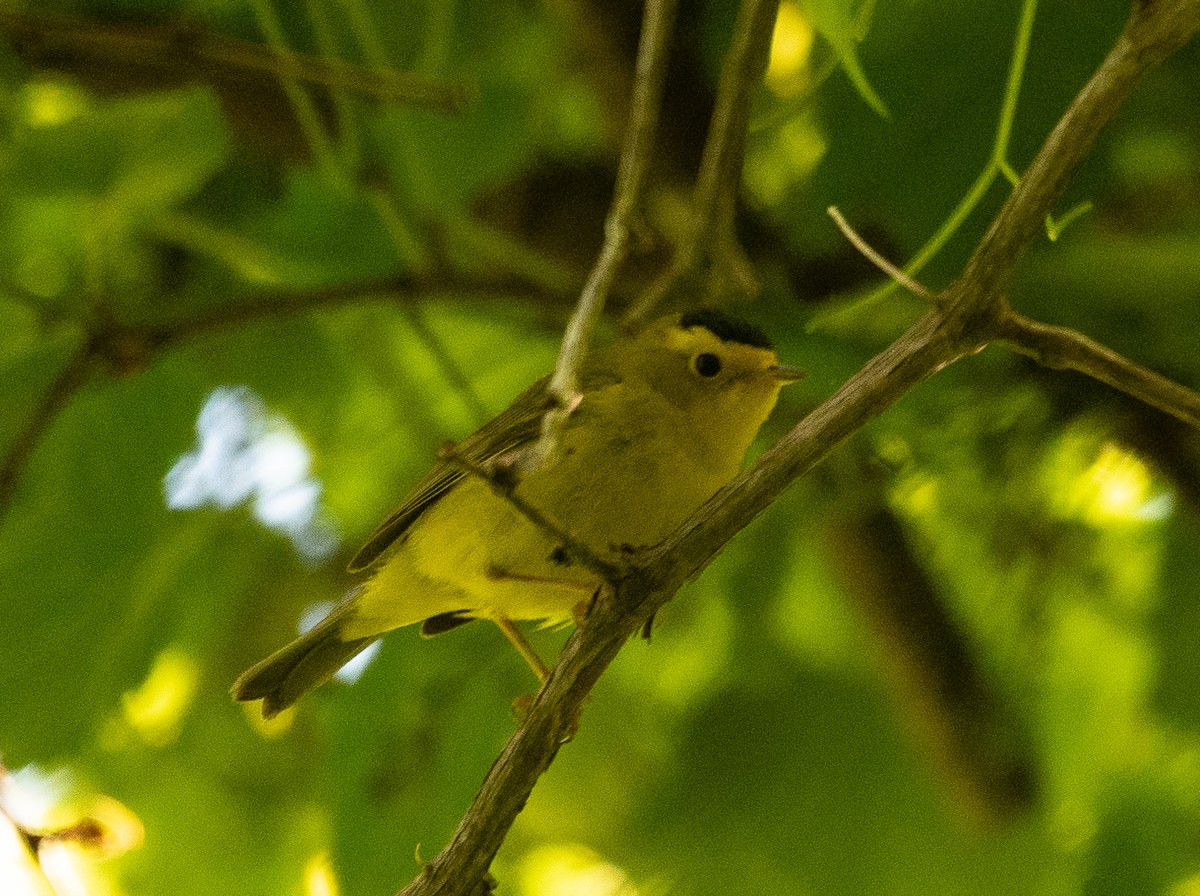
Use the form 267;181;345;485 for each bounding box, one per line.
395;4;1200;894
398;578;647;896
954;0;1200;304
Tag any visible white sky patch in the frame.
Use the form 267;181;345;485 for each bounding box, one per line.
165;386;339;560
300;599;380;684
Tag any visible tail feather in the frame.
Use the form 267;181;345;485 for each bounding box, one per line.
232;603;375;719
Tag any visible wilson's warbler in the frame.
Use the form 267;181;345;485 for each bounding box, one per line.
233;309;800;718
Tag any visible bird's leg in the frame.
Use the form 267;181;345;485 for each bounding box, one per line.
493;615;550;684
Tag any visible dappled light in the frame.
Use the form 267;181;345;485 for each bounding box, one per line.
22;80;85;129
165;386;339;560
304;851;339;896
1064;442;1172;525
766;2;815;97
0;768;142;896
0;822;47;896
517;844;637;896
115;649;198;748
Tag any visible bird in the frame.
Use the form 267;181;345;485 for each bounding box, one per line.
232;309;801;718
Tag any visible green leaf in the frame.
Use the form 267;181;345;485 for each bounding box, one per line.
0;366;212;762
12;86;231;212
240;170;400;287
802;0;889;117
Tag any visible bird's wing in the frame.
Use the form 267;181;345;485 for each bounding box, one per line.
347;375;556;572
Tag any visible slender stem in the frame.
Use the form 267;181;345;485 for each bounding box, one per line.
332;0;392;69
909;166;997;279
956;0;1200;302
993;0;1038;165
1044;199;1094;241
626;0;780;325
247;0;346;186
919;0;1039;273
534;0;679;465
306;0;363;173
997;312;1200;428
854;0;1039;309
0;10;470;112
0;347;94;526
402;308;492;423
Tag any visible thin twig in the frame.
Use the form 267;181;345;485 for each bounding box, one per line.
624;0;781;325
0;272;562;528
0;10;470;113
0;348;95;526
844;0;1038;318
997;312;1200;428
827;206;933;300
401;307;492;424
532;0;680;468
247;0;344;185
440;448;626;584
147;272;555;351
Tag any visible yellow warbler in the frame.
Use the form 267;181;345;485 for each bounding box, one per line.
233;310;800;718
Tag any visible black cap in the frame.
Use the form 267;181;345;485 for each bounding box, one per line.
679;308;773;350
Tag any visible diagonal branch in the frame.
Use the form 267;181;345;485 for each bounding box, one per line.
534;0;680;469
442;448;626;583
395;2;1200;894
0;346;95;521
996;312;1200;428
827;205;933;300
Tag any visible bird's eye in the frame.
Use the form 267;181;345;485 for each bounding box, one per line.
692;352;722;377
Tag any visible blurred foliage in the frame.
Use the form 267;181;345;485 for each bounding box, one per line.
1;1;1199;895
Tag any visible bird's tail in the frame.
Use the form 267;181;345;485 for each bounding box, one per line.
232;601;374;719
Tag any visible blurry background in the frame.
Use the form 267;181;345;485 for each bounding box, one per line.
2;0;1200;894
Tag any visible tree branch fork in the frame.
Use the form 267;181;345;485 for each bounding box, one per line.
400;1;1200;893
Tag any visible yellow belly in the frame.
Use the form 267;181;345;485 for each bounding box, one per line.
343;477;599;639
343;386;735;641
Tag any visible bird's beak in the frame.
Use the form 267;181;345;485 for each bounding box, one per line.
770;364;806;383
